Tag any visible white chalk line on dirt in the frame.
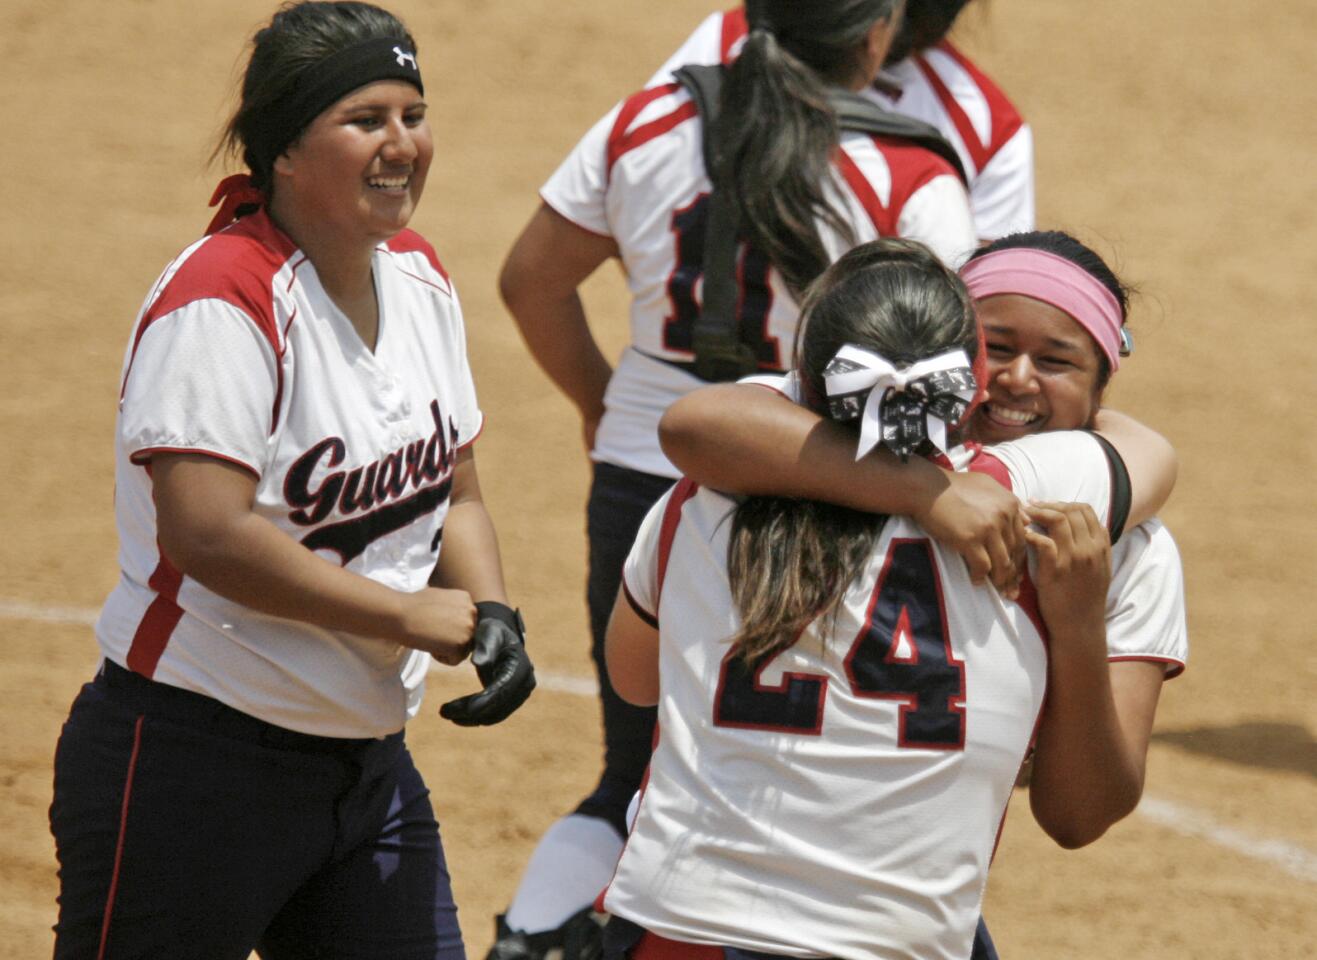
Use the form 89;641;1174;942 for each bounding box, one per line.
1135;796;1317;883
0;597;601;696
6;596;1313;882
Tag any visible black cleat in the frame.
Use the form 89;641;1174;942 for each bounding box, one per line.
484;908;605;960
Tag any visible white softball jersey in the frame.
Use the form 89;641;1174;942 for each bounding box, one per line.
96;209;483;739
606;432;1124;960
541;81;976;478
651;6;1035;240
1104;519;1188;675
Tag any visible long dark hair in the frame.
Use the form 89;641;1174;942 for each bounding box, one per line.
717;0;900;296
214;1;418;192
884;0;974;64
728;239;978;662
966;230;1133;389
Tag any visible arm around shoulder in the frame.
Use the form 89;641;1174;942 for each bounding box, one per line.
660;384;1025;590
1093;408;1178;528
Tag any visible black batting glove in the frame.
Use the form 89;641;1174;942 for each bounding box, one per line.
439;601;536;726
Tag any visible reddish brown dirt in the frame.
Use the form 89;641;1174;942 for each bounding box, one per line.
1;1;1312;957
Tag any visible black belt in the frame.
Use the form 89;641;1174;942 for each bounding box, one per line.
98;658;390;755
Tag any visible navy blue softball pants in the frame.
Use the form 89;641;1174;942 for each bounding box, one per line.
50;659;465;960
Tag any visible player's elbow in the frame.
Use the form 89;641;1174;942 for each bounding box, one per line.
1041;818;1110;850
658;385;751;483
497;245;534;320
1031;780;1143;850
657;392;710;475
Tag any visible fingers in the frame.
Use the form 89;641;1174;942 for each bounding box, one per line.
1023;501;1111;581
1026;501;1107;546
398;587;477;661
439;644;537;726
431;641;473;667
962;543;991;586
984;531;1022;599
1022;523;1058;568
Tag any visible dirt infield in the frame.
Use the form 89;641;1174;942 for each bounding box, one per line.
1;1;1313;957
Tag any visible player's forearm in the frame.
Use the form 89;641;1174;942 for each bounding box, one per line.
153;454;422;644
499;203;616;422
429;455;509;603
507;288;611;422
430;502;509;604
660;384;948;515
163;508;412;643
1027;627;1145;848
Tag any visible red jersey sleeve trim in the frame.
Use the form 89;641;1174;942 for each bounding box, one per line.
1110;655;1186;680
128;446;262;481
719;7;749;61
915;42;1024;175
606;85;697;177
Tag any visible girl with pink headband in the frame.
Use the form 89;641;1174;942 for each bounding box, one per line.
653;229;1188;951
957;231;1135;446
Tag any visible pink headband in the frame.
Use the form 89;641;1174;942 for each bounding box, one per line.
959;248;1124;371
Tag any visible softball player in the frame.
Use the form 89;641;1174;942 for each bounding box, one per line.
660;229;1189;853
48;4;534;958
599;239;1174;960
492;1;976;954
652;1;1034;241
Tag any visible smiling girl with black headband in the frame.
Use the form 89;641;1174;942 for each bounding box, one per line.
49;4;534;957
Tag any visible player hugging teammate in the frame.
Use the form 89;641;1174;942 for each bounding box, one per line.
489;2;1186;960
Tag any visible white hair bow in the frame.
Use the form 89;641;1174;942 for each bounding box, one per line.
822;345;978;461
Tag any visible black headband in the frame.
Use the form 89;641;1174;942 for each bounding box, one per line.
249;37;424;177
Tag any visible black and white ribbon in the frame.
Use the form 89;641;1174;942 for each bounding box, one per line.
822;345;978;461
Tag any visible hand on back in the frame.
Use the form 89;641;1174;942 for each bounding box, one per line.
916;470;1028;598
1022;501;1111;632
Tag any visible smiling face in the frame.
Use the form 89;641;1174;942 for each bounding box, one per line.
272;79;431;247
968;293;1106;443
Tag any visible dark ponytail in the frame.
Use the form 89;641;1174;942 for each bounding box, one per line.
717;0;899;296
728;239;978;663
884;0;974;65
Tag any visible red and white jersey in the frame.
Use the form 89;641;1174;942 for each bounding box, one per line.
607;431;1121;960
96;209;482;739
541;82;975;477
651;6;1034;240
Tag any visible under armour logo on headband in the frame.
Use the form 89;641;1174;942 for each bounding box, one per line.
394;46;418;70
823;345;978;461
